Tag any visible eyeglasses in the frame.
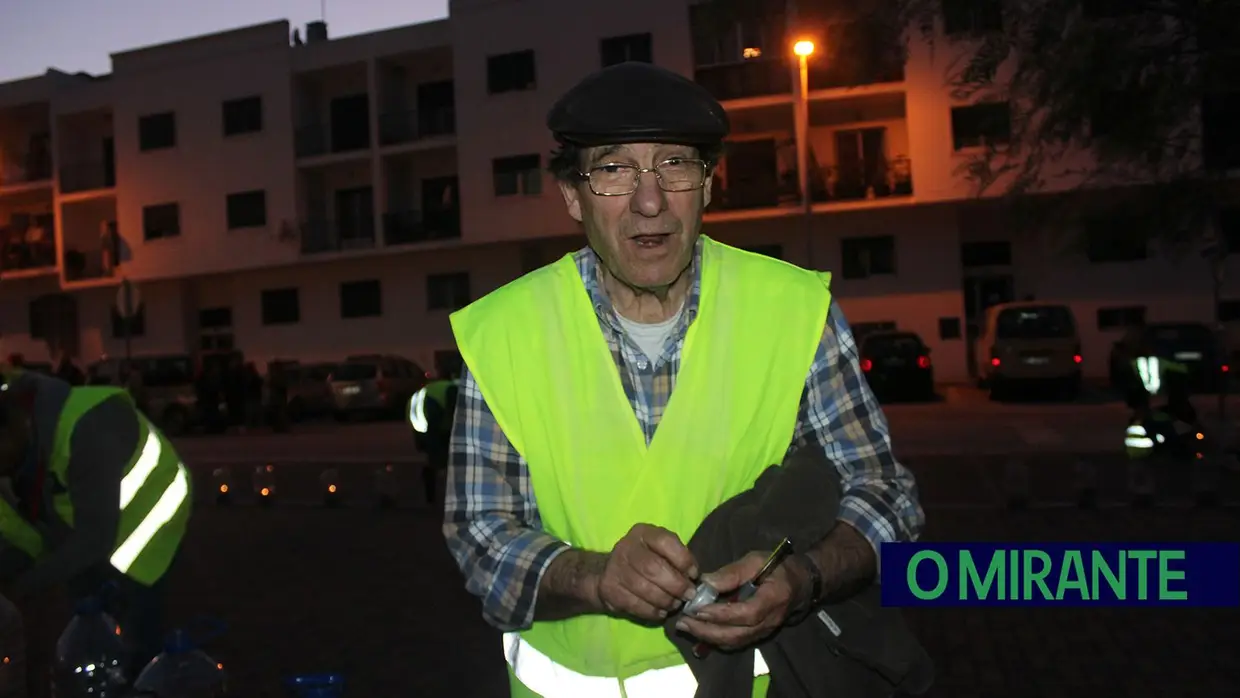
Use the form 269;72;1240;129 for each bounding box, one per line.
579;158;709;196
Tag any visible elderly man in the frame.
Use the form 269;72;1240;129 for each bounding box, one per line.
443;62;924;697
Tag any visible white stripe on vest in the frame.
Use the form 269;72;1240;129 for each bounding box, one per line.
503;632;769;698
108;427;190;574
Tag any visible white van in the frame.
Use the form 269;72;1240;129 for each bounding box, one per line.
975;301;1083;399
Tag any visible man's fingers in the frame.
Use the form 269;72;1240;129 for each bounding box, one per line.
621;571;682;613
687;587;776;627
700;551;764;593
635;553;697;603
641;527;700;579
608;584;671;623
674;615;759;650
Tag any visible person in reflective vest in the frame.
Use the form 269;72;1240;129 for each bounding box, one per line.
1123;332;1197;458
408;375;460;504
0;364;192;680
443;62;923;698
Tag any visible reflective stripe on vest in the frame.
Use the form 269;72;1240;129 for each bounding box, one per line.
108;428;191;576
451;237;832;690
1135;356;1161;395
1124;424;1154;450
408;388;428;433
503;632;768;698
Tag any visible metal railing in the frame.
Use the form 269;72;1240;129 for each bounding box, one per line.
377;108;456;146
707;157;913;212
0;155;53;187
294;124;372;158
382;209;461;246
299;217;377;254
1;239;57;274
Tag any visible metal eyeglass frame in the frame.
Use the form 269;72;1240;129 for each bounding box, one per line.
576;158;710;196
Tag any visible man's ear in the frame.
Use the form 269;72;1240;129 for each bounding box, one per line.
559;180;584;223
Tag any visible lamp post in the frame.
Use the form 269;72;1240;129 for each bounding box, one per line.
793;39;815;269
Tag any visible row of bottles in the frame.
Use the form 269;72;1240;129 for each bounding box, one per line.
3;591;342;697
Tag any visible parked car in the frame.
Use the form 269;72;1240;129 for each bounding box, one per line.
285;361;338;421
859;331;935;402
1109;322;1228;394
329;355;426;420
87;354;200;435
975;301;1082;400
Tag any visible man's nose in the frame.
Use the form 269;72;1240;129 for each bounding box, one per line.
630;170;667;217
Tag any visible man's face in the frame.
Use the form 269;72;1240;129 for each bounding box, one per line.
558;142;713;291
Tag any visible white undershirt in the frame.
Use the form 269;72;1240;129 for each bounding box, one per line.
615;302;686;364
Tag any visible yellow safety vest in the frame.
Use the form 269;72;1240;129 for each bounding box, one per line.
450;236;832;698
0;384;192;586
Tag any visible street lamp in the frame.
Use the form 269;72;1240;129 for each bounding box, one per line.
792;39;816;268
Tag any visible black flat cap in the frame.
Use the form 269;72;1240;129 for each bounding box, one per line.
547;62;730;147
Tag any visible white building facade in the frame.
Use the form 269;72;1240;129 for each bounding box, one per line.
1;0;1236;382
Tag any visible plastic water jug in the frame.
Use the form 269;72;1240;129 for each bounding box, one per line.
49;597;130;697
285;673;345;698
132;629;227;698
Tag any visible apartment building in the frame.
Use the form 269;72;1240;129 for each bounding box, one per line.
1;0;1237;382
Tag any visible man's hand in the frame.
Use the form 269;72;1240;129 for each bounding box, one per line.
597;523;700;624
673;551;809;651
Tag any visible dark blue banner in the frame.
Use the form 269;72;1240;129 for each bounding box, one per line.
880;542;1240;607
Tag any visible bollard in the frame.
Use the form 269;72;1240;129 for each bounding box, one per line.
212;467;233;506
320;468;342;508
254;464;276;508
1192;453;1220;508
1074;460;1098;509
1004;458;1030;510
1126;457;1155;508
375;464;399;509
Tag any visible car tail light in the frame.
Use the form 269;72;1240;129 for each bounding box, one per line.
917;355;931;369
1223;364;1230;373
1073;354;1082;364
860;358;873;372
990;357;1001;367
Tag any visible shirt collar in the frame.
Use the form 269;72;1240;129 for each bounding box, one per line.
580;236;704;334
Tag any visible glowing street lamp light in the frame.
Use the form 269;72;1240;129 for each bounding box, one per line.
793;40;815;57
792;38;817;268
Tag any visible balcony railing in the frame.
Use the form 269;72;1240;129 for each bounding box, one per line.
1;238;57;274
378;108;456;146
294;123;372;158
807;61;905;91
60;161;116;194
707;157;913;212
0;154;53;187
299;217;377;255
382;209;461;246
695;60;793;102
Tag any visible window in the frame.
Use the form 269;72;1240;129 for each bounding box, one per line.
742;244;784;259
142;203;180;241
138;112;176;151
941;0;1002;35
600;33;653;67
493;154;542;196
996;306;1076;340
960;241;1011;267
199;306;232;329
1097;306;1146;330
1085;217;1147;263
226;190;267;229
261;288;300;325
487;50;537;94
939;317;962;340
950;103;1011;150
340;279;382;319
111;304;145;338
851;321;898;344
222;95;263;136
199;306;234;351
840;236;896;279
427;272;471;311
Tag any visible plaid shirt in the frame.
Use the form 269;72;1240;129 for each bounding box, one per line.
443;239;925;632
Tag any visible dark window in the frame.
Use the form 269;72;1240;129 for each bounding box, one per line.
1221;207;1240;255
225;190;267;229
995;306;1076;340
840;236;896;279
1085;218;1147;263
1219;300;1240;322
261;288;300;325
939;317;962;340
742;244;784;259
142;203;180;240
340;279;382;319
427;272;471;311
960;241;1011;267
487;50;537;94
138;112;176;151
600;33;653;67
493;154;542;196
1097;306;1146;330
951;103;1011;150
199;306;233;329
941;0;1002;35
222;95;263;136
1202;92;1240;171
110;304;145;338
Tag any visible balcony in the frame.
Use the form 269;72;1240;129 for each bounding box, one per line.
1;237;56;275
60;161;116;194
0;152;52;188
810;157;913;203
295;120;371;159
294;63;371;159
299;217;376;255
378;107;456;147
61;199;120;283
695;60;792;103
382;208;461;246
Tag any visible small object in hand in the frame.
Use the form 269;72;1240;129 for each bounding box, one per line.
682;581;720;617
686;537;794;658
